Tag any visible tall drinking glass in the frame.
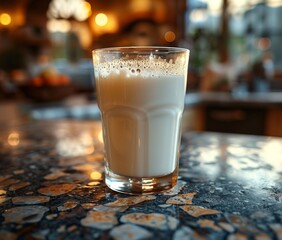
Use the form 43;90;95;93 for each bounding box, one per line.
93;47;189;194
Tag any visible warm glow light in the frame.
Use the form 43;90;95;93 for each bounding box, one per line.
95;13;108;27
47;19;71;32
8;132;20;146
91;13;118;36
164;31;176;42
88;181;100;186
74;1;92;21
83;1;92;17
103;14;118;32
0;13;11;25
90;171;102;180
47;0;91;21
130;0;151;12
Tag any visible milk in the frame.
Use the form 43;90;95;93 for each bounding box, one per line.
96;59;187;178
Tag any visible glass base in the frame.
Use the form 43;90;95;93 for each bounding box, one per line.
105;167;178;195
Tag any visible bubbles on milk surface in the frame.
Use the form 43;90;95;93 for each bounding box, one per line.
98;57;186;78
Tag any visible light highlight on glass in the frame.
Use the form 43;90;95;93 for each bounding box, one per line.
98;130;103;143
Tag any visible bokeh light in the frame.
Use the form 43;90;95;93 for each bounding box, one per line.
164;31;176;42
90;171;102;180
8;132;20;146
0;13;11;25
95;13;108;27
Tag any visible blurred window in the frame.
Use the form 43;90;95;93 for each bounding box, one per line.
186;0;282;68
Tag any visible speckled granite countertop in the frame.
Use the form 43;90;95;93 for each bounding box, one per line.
0;117;282;239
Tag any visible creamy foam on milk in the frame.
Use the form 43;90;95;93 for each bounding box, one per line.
96;58;187;178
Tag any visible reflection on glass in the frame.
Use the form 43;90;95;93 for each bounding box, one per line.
98;130;103;144
8;132;20;146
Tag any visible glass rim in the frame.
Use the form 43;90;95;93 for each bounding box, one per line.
92;46;189;54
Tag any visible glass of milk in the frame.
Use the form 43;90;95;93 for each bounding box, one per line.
93;47;189;194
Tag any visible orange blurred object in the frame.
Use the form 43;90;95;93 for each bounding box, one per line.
58;75;71;85
30;74;71;87
44;76;60;86
31;77;44;87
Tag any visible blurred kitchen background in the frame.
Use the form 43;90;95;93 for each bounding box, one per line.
0;0;282;136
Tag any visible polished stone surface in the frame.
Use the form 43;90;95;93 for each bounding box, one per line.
0;119;282;239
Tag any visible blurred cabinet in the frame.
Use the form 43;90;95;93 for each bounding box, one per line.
183;95;282;137
266;108;282;137
204;106;266;135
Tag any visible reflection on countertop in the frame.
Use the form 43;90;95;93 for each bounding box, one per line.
27;102;100;120
0;101;282;239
